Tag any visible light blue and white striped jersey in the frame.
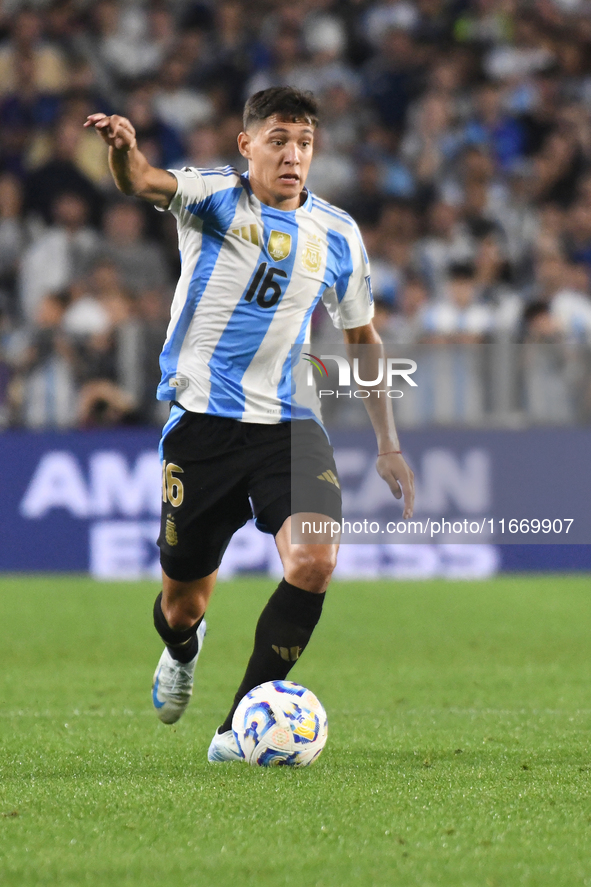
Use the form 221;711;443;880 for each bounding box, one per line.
157;166;374;424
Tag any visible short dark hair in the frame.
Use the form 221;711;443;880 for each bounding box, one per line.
243;87;319;131
448;262;476;281
523;301;550;324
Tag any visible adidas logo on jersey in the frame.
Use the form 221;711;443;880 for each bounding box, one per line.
231;224;259;246
317;469;340;488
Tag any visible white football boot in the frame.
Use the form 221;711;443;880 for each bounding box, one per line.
152;619;206;724
207;728;244;763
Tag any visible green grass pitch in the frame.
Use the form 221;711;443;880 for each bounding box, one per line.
1;574;591;887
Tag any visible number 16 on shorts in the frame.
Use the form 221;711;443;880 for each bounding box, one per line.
162;462;184;507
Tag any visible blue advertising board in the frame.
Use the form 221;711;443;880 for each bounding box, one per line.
0;428;589;576
1;429;161;573
329;427;591;545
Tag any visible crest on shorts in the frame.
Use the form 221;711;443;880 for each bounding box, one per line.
301;235;323;273
268;230;291;261
165;514;178;546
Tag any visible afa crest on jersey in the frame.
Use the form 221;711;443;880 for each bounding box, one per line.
268;230;291;261
301;235;323;273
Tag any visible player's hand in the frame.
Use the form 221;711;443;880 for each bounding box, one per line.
376;452;415;519
84;113;137;152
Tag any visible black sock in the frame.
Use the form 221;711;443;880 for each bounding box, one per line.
219;579;325;734
153;592;203;664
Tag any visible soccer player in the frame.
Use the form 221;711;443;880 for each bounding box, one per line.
85;87;414;761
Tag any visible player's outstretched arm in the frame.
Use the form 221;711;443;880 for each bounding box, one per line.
344;322;415;518
84;113;177;208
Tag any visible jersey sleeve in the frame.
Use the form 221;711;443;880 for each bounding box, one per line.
166;167;206;218
321;224;374;330
165;166;241;225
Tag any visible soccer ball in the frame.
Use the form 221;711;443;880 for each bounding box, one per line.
232;680;328;767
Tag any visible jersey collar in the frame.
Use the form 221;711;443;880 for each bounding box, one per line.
240;172;313;214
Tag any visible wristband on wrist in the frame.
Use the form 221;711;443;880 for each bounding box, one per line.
378;450;402;456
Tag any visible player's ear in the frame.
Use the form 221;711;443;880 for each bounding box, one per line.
237;131;251;160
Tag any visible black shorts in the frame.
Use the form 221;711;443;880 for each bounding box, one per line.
158;410;342;581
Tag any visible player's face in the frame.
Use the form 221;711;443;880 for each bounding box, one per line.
238;115;315;210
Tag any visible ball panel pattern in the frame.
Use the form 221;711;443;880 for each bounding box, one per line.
232;680;328;767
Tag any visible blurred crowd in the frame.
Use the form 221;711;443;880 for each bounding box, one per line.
2;0;591;429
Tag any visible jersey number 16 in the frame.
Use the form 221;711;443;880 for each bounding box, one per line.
244;262;287;308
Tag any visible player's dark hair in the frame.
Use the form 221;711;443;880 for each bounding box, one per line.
243;87;319;130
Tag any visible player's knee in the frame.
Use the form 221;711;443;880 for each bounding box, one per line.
286;547;337;593
162;603;199;632
162;588;208;630
167;612;196;631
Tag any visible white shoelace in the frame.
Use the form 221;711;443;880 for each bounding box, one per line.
162;659;194;699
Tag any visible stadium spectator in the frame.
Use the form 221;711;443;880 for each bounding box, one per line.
126;84;184;170
474;233;522;338
62;277;110;340
19;192;98;322
0;8;68;97
0;49;62;154
483;11;555;82
97;201;170;294
414;200;474;293
376;200;421;284
87;0;174;85
364;1;419;47
0;172;26;317
522;301;564;344
421;262;493;343
246;28;311;97
19;291;77;429
181;124;225;170
390;275;429;345
463;83;527;172
320;82;364;154
341;158;387;227
153;55;214;135
531;254;591;343
24;114;104;225
564;202;591;273
400;90;459;193
78;379;139;427
362;26;423;130
303;128;355;202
